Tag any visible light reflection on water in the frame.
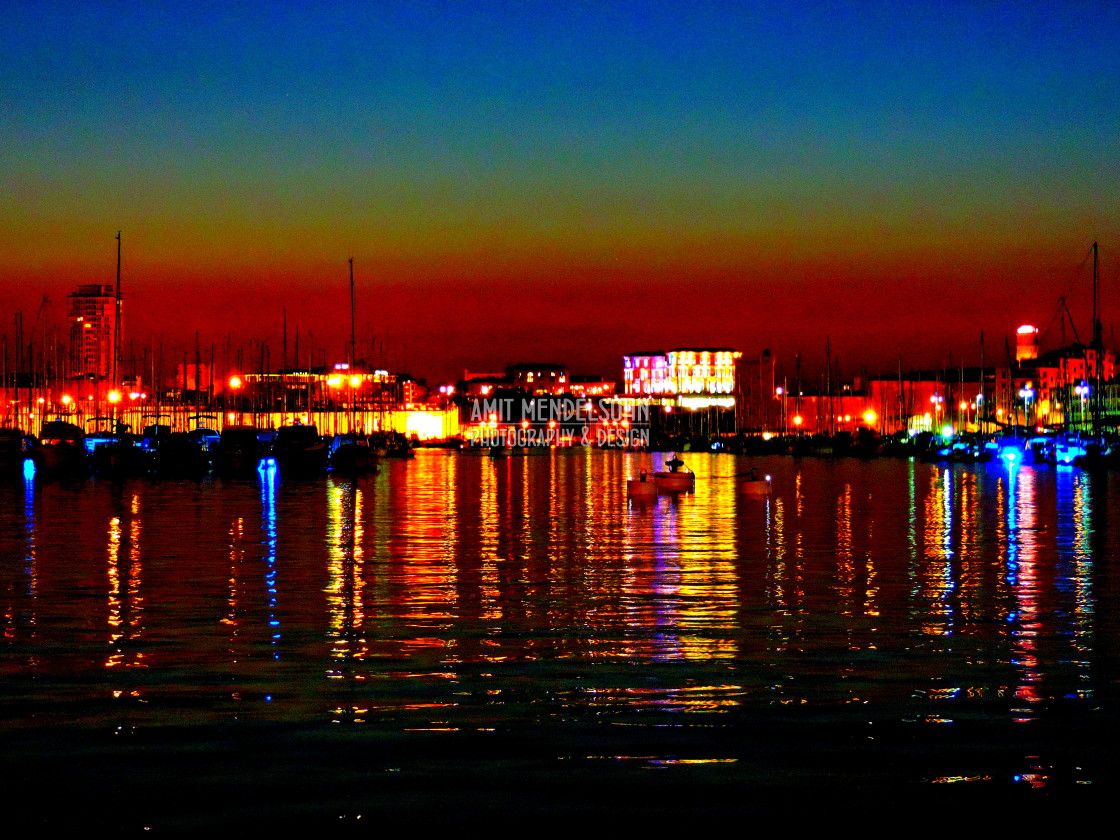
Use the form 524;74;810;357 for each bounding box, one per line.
2;451;1118;820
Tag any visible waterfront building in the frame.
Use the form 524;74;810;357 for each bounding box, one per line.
461;366;614;399
866;373;989;435
736;349;776;432
461;373;507;398
231;365;419;413
566;375;616;398
621;352;672;397
622;348;742;408
67;284;117;381
508;362;569;395
995;326;1116;428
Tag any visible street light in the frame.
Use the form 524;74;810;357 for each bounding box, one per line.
1018;385;1035;429
1074;381;1090;429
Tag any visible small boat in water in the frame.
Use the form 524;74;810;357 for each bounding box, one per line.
735;469;772;496
626;468;659;498
653;454;695;493
377;431;416;459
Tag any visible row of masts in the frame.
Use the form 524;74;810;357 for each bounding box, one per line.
3;237;1110;406
7;234;381;392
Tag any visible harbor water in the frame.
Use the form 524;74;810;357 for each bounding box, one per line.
2;450;1117;826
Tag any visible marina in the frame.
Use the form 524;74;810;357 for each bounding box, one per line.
2;450;1116;825
4;1;1120;828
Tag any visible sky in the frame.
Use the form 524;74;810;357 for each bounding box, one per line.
2;0;1119;383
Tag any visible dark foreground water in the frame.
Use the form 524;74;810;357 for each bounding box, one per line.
2;450;1119;826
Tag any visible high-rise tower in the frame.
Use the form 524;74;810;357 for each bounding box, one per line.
68;284;117;380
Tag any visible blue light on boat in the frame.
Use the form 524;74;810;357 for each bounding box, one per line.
22;457;35;481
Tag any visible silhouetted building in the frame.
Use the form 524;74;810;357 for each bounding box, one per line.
736;349;776;431
508;362;569;394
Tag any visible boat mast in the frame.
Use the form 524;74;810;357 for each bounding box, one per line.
112;231;121;388
1092;241;1101;348
825;336;833;435
348;257;357;433
348;257;356;370
979;331;985;431
1092;241;1102;433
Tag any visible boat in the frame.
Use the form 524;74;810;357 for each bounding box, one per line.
626;468;659;498
735;469;772;496
140;416;206;476
83;418;145;477
138;416;173;466
274;422;329;475
0;427;34;476
920;432;995;464
654;470;695;492
330;433;378;474
32;419;88;476
152;431;213;477
215;425;267;476
653;455;695;493
385;433;416;459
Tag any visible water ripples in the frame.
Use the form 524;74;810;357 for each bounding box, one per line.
2;451;1119;821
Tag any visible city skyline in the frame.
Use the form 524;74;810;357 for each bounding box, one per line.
3;2;1119;382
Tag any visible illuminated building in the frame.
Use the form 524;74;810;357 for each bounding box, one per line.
566;376;616;398
461;371;507;398
622;352;673;396
668;349;740;401
622;348;742;409
1015;324;1039;362
461;366;614;399
996;338;1115;428
229;367;419;412
865;370;993;435
68;284;117;380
